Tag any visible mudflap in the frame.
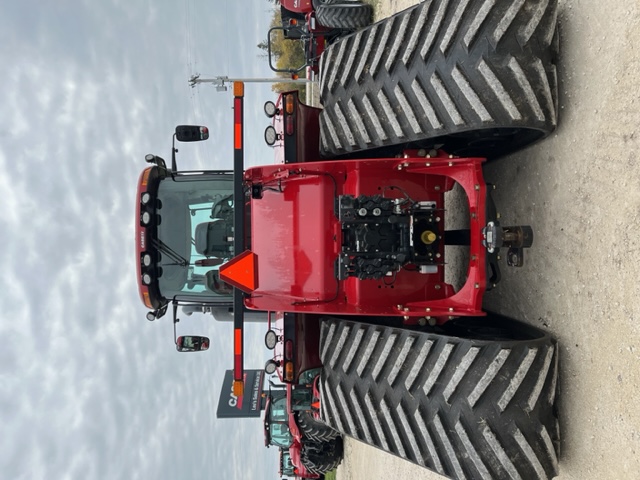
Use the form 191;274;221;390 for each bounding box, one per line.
318;317;559;479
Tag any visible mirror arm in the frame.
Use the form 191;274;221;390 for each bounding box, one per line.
172;303;179;345
171;133;178;172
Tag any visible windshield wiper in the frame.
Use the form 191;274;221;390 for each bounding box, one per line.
152;238;189;267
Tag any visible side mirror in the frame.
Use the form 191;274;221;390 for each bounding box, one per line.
175;125;209;142
176;335;210;352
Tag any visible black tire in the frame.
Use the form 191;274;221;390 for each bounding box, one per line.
315;3;373;30
301;437;343;474
319;317;560;480
319;0;559;160
313;0;340;8
297;410;340;443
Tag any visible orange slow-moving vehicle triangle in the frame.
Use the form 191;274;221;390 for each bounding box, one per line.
219;250;258;293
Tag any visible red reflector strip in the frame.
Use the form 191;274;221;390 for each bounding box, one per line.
234;124;242;149
234;98;243;150
234;328;242;355
285;339;293;360
234;354;243;378
234;328;243;386
286;116;294;136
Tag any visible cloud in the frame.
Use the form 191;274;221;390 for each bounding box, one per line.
1;1;279;479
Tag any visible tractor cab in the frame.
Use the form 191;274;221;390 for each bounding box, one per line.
280;449;295;477
135;160;236;316
263;382;324;479
263;392;293;450
135;125;249;352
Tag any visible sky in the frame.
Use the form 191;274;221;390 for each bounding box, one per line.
0;1;284;478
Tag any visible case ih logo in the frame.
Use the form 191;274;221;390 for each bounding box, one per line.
216;369;264;419
139;230;145;250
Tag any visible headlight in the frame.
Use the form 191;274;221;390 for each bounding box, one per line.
264;359;278;375
141;211;151;225
264;126;277;146
141;192;151;205
142;273;152;285
264;101;277;118
142;253;152;267
264;330;277;350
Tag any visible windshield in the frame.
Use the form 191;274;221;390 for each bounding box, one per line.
268;396;292;448
269;397;288;422
155;174;234;302
269;423;292;448
281;451;294;476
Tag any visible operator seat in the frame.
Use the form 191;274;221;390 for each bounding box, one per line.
195;220;233;259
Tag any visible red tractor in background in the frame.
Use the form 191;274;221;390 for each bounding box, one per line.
279;0;372;31
262;314;341;478
278;448;297;478
272;0;372;75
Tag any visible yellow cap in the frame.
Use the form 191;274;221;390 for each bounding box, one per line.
233;380;244;397
233;82;244;97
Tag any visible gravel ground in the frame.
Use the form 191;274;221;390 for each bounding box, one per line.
334;0;640;479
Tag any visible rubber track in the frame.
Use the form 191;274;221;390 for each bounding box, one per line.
318;0;559;158
319;318;560;480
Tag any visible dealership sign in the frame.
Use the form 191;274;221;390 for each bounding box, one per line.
216;369;265;418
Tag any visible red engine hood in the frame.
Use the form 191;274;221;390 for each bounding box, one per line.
246;165;340;307
230;154;489;321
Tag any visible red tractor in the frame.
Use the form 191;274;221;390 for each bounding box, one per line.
135;84;550;479
279;0;372;32
271;1;372;75
278;448;296;478
262;314;341;477
137;1;561;477
264;394;341;478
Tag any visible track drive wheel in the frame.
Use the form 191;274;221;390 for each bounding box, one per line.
315;3;373;30
301;437;343;475
312;0;339;7
297;411;340;443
